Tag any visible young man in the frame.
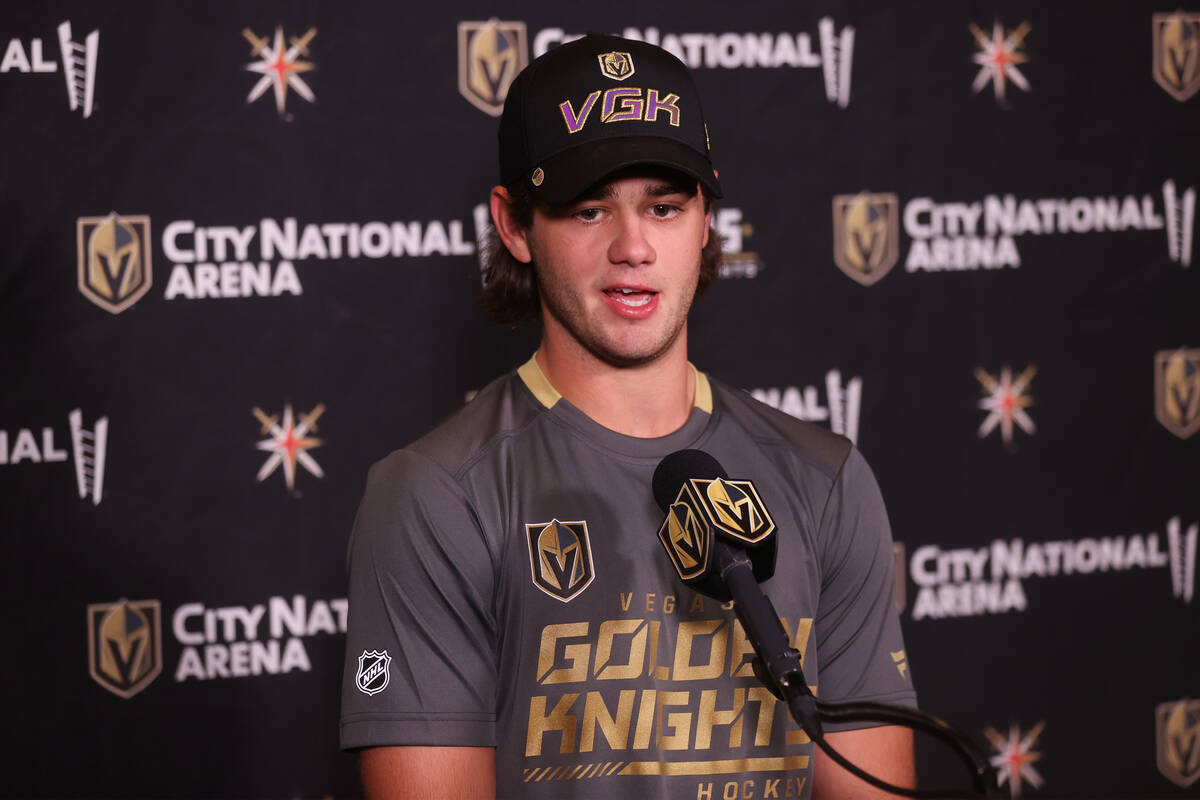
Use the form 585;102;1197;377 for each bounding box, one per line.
341;35;917;799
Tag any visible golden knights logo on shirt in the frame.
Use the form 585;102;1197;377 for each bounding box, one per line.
458;19;527;116
1155;348;1200;439
1153;12;1200;102
87;598;162;699
1156;698;1200;788
77;213;152;313
831;192;899;286
526;519;595;602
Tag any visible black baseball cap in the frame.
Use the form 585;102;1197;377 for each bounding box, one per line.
498;34;723;204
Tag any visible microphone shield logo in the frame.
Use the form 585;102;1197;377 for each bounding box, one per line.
658;485;711;581
526;519;595;602
692;477;775;545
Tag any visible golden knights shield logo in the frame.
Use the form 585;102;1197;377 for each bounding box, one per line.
458;20;528;117
832;192;899;286
526;519;595;602
77;213;152;314
1155;348;1200;439
1153;13;1200;102
1156;698;1200;787
598;51;635;81
691;477;775;545
87;599;162;699
657;485;711;582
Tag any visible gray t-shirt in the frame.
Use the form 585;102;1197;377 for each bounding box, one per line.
341;358;916;799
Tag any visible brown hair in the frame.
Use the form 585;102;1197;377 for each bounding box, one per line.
479;177;723;325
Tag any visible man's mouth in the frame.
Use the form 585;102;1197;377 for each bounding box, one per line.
605;287;656;307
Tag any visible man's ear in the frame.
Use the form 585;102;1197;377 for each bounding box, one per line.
490;186;533;264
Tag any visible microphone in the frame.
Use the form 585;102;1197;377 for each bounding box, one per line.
651;449;1004;799
651;449;811;719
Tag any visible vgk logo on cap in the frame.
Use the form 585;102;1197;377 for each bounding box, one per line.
598;51;634;81
1155;348;1200;439
458;20;528;117
1153;13;1200;102
832;193;899;286
526;519;595;602
658;485;711;581
87;599;162;699
77;213;152;313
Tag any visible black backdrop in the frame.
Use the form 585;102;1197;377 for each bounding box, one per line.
3;2;1198;798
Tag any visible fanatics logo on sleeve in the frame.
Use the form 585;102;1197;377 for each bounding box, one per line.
1157;698;1200;787
355;649;391;696
458;19;528;117
77;213;152;314
1153;13;1200;102
87;599;162;699
526;519;595;602
832;192;899;286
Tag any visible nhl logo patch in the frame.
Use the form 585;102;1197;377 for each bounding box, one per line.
355;649;392;696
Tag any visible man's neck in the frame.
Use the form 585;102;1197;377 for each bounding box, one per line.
534;334;695;438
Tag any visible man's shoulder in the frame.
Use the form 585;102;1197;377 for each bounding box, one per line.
389;369;545;480
708;374;852;480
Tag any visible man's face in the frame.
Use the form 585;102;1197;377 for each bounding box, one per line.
525;172;711;368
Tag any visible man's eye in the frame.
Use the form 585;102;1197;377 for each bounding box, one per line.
651;204;679;218
576;208;603;221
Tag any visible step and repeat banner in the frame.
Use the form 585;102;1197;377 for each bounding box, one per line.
2;2;1197;798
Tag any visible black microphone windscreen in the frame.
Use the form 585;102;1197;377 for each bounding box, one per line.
652;449;728;512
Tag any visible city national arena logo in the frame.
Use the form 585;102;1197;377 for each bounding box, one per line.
526;519;595;602
831;192;899;286
1153;12;1200;102
910;515;1196;620
77;213;152;314
1157;698;1200;788
458;19;527;116
355;649;392;696
253;402;325;492
2;21;98;118
1;409;108;505
750;369;863;444
986;721;1045;798
87;599;162;699
242;25;317;115
970;20;1032;105
830;180;1195;281
1155;348;1200;439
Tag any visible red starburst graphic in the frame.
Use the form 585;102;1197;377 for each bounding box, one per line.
253;403;325;491
976;365;1036;445
970;21;1032;103
243;26;317;114
985;722;1045;797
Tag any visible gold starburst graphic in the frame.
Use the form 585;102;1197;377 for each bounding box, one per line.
970;21;1032;103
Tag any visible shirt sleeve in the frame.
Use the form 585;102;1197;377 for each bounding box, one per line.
813;446;917;730
339;448;499;749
